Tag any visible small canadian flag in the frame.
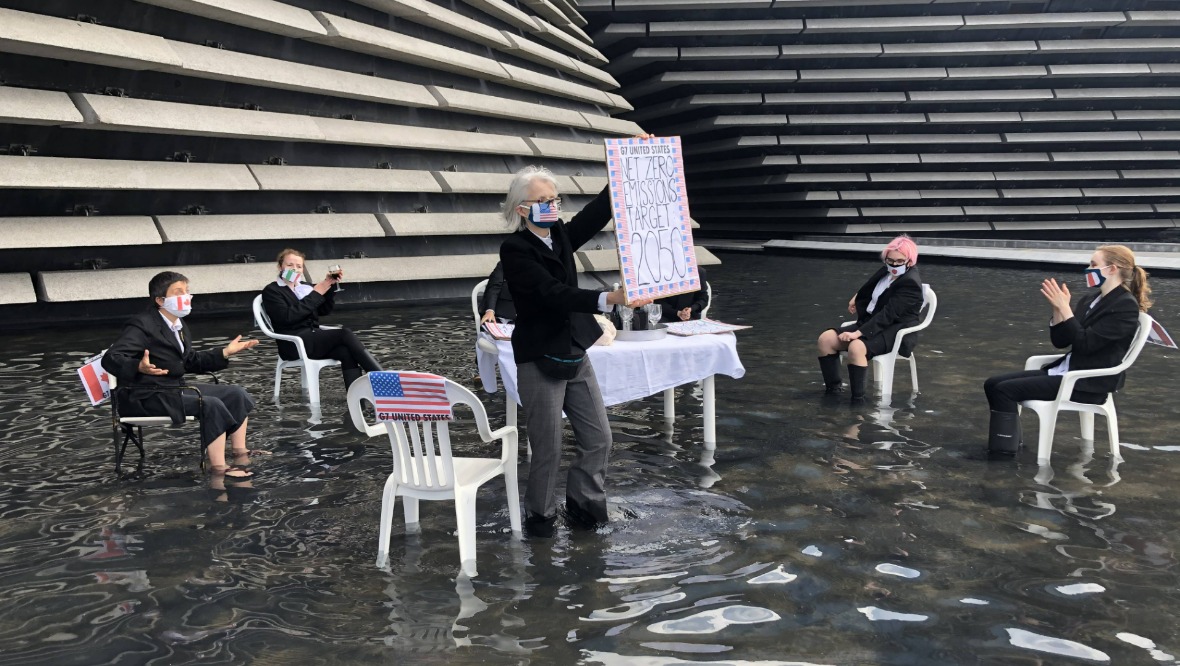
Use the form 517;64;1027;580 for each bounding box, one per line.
78;354;111;406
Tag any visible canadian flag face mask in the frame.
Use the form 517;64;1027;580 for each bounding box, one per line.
161;294;192;318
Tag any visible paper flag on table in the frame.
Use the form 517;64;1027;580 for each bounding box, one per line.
664;318;752;336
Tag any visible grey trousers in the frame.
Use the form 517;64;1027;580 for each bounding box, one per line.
516;359;613;521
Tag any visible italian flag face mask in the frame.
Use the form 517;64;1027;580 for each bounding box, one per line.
280;268;301;284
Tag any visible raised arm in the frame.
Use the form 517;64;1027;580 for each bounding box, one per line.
564;186;613;251
1050;299;1139;353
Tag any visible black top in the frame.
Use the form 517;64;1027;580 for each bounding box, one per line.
1042;287;1141;394
500;186;613;364
102;308;229;425
261;281;337;358
655;267;709;321
850;266;924;338
480;261;516;322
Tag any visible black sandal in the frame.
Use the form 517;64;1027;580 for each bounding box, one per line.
209;465;255;481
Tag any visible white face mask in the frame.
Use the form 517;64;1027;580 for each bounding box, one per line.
886;263;908;277
161;294;192;318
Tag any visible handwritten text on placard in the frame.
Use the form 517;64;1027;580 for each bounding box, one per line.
607;137;699;302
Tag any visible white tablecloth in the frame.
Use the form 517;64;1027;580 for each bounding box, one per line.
477;332;745;406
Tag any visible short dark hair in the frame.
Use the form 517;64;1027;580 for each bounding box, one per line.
148;271;188;300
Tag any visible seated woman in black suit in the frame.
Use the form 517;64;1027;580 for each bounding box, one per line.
983;244;1152;454
655;266;709;321
103;271;260;479
479;261;516;324
817;235;924;403
261;249;381;390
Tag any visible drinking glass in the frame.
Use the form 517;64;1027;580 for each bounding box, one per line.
328;264;344;292
618;304;633;331
645;303;662;327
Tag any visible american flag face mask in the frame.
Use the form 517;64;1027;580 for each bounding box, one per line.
529;201;559;228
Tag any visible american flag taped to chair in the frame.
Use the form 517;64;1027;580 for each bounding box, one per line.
369;371;453;421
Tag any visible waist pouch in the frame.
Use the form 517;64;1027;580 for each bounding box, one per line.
535;353;585;380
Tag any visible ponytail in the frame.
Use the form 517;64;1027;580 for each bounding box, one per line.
1097;244;1153;312
1129;265;1153;312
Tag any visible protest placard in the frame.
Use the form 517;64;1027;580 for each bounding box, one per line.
606;136;700;303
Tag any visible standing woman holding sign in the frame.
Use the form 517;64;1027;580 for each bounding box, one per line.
500;164;652;536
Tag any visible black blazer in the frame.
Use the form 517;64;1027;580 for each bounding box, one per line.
500;186;612;364
261;281;336;359
1042;287;1140;394
850;266;924;353
101;308;229;424
656;267;709;321
480;262;516;322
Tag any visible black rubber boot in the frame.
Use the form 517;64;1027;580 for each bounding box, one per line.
342;366;364;390
358;349;382;373
848;364;868;404
988;410;1021;454
818;354;844;394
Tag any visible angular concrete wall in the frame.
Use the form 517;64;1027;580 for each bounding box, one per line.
0;0;716;326
584;2;1180;238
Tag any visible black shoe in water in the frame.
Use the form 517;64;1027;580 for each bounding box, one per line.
524;512;557;538
564;497;608;530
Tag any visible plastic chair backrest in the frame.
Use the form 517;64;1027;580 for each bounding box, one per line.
701;281;712;318
347;375;494;491
472;279;488;330
253;294;277;337
1113;312;1154;374
915;284;937;330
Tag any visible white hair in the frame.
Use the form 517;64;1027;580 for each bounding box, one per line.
501;166;559;230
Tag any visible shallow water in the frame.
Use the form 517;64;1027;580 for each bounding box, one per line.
1;254;1179;665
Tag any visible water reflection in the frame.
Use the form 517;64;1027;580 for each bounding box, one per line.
1;255;1179;663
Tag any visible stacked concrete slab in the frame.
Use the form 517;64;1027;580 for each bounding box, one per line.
0;0;716;325
583;1;1180;238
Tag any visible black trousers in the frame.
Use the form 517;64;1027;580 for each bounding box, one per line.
984;370;1107;413
121;382;254;448
282;328;381;374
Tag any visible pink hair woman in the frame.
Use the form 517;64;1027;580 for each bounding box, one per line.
817;235;924;403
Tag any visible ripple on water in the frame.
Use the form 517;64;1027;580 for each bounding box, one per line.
1006;628;1110;662
875;563;920;579
857;606;928;622
647;606;780;635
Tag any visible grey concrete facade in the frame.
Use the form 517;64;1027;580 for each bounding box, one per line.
0;0;721;327
584;2;1180;239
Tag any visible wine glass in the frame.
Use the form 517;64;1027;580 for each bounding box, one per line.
328;264;344;292
618;304;633;331
645;303;662;328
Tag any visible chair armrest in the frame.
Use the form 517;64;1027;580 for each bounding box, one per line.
1057;366;1121;401
1024;354;1060;371
319;325;341;330
261;329;312;359
112;384;204;422
887;321;930;355
490;426;519;465
840;320;855;327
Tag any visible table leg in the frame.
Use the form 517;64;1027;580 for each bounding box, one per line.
703;375;716;450
663;387;675;422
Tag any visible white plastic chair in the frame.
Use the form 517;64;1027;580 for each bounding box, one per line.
1021;311;1152;464
841;284;937;399
700;281;713;319
347;374;522;576
252;294;340;407
472;279;498;355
